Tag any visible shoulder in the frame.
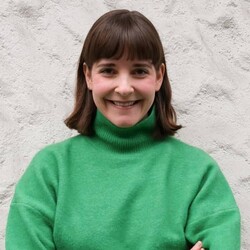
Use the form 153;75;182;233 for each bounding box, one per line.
26;135;88;170
164;138;237;205
165;136;215;161
18;135;87;182
161;136;221;174
34;135;87;158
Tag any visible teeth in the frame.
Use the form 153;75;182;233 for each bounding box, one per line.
112;101;136;107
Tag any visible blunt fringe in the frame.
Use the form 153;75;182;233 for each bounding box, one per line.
65;9;181;139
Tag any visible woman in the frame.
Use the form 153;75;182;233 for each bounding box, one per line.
6;9;240;249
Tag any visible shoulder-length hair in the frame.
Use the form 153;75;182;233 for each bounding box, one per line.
65;9;181;139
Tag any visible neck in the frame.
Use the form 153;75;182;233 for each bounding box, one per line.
93;109;156;152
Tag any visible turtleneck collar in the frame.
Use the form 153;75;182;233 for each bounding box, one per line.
93;107;156;152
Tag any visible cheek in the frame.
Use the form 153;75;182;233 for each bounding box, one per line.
136;80;158;97
91;77;112;96
92;86;109;96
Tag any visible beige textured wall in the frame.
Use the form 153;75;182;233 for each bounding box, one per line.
1;0;249;249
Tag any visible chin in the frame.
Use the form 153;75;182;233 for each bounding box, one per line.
112;120;138;128
114;123;136;128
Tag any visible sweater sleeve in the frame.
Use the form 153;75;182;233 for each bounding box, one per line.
185;157;241;250
6;147;58;250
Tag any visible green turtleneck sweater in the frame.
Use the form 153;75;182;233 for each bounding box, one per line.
6;110;240;249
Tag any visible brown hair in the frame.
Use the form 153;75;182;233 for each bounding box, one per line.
65;9;181;139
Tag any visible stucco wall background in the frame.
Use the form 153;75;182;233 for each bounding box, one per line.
0;0;249;249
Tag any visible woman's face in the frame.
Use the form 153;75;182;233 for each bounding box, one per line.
84;56;165;128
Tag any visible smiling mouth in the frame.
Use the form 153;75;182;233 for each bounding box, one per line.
109;100;139;107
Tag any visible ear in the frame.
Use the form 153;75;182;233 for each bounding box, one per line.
83;63;92;90
155;63;165;91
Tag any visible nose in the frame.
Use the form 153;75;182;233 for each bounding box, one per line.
114;75;134;96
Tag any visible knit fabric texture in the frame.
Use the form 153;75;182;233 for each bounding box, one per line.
6;109;240;249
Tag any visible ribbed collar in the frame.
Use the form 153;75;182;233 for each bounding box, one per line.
93;108;156;152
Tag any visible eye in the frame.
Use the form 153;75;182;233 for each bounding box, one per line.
132;68;149;77
100;67;116;76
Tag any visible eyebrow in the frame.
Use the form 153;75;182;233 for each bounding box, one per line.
96;63;115;68
96;62;152;68
133;63;152;68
